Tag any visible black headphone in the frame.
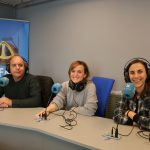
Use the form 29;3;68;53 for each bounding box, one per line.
6;55;29;73
69;80;87;92
124;57;150;82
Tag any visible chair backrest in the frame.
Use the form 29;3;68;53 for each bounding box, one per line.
92;76;115;117
36;75;55;107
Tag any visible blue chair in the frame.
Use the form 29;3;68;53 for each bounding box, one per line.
92;76;115;117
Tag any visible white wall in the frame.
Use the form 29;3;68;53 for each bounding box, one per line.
16;0;150;90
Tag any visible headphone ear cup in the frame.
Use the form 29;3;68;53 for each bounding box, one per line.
24;63;29;73
6;64;10;73
146;64;150;81
124;71;130;83
69;80;75;90
22;57;29;73
75;82;86;92
69;80;86;92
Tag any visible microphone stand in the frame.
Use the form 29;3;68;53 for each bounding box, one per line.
41;93;53;120
41;83;62;120
115;124;119;138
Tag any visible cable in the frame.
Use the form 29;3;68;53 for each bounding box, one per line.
52;110;78;130
112;124;135;137
73;92;79;107
54;91;78;130
137;130;150;141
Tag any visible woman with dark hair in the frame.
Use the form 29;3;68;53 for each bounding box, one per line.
113;58;150;131
37;60;97;117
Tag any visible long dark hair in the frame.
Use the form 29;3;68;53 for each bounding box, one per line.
125;59;148;82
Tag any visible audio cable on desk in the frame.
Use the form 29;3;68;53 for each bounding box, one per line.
112;123;134;138
137;130;150;142
104;123;150;143
52;110;77;130
102;123;135;140
36;109;78;130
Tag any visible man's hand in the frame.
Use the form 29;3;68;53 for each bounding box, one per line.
0;97;12;107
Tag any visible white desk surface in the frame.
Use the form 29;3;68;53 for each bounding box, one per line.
0;108;149;150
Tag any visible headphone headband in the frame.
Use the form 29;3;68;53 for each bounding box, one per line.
124;57;150;70
124;57;150;82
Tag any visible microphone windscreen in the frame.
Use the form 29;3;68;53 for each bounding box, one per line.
122;83;135;99
0;77;9;87
51;83;62;94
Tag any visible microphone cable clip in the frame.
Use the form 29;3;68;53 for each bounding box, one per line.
102;124;121;140
35;111;50;122
41;110;50;120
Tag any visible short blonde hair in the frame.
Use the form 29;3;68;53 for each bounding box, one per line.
68;60;90;80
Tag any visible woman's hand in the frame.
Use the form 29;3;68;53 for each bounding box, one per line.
36;108;49;118
0;102;9;108
35;103;58;118
125;110;136;119
0;97;12;107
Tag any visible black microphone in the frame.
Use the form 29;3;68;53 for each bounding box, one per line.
41;83;62;120
0;77;9;87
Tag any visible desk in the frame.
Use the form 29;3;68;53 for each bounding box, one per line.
0;108;149;150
